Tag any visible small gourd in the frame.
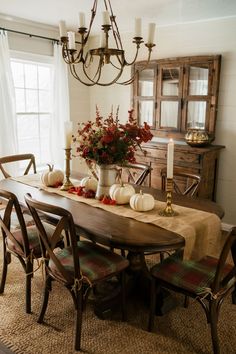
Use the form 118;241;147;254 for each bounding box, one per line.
41;164;64;187
109;182;135;205
80;176;98;192
129;190;155;211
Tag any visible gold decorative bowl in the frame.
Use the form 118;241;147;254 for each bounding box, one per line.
185;129;210;147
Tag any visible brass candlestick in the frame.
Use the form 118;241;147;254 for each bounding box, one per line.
159;178;178;217
61;148;74;191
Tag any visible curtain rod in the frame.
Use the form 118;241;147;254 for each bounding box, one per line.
0;27;60;43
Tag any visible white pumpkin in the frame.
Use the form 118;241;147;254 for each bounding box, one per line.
41;164;64;187
80;176;98;192
129;190;155;211
109;183;135;205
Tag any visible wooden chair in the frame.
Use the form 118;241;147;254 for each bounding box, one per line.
148;227;236;354
0;153;36;179
0;189;47;313
118;162;152;186
24;193;129;352
160;168;201;197
0;154;37;224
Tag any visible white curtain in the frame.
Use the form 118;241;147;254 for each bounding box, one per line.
50;42;70;169
0;31;18;160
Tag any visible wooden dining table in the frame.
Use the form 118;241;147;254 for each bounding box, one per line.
0;178;224;256
0;177;225;317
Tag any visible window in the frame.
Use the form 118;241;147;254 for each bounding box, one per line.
10;55;53;166
132;55;221;141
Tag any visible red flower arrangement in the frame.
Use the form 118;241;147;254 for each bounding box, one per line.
73;107;153;165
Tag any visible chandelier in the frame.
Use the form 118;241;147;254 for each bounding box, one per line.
59;0;156;86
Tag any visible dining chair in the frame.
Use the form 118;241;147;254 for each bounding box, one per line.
0;189;55;313
0;153;37;179
0;154;37;227
24;193;129;352
148;227;236;354
160;168;201;197
118;162;152;187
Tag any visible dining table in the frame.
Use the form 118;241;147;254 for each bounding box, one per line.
0;175;225;317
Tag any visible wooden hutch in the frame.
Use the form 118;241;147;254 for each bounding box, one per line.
132;55;224;201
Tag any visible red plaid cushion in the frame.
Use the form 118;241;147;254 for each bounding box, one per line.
49;241;129;284
151;255;234;295
6;222;55;258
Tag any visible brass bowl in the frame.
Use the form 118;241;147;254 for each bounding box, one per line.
185;129;210;147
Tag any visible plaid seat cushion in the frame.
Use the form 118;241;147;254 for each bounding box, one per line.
0;209;34;230
151;255;234;295
49;241;129;284
6;222;55;258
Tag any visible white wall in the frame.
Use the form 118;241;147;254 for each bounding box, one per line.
1;16;236;225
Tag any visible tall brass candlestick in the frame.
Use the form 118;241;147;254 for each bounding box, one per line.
159;178;178;217
60;148;74;191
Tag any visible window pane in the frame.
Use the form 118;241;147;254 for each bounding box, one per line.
162;68;179;96
160;101;178;128
189;66;208;95
15;88;25;112
139;101;154;126
139;69;154;96
26;89;38;112
40;138;50;163
39;114;50;138
38;66;50;89
18;138;40;156
39;90;51;112
11;62;24;88
187;101;206;129
25;64;38;89
17;114;39;139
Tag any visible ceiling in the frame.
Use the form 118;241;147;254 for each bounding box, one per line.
1;0;236;34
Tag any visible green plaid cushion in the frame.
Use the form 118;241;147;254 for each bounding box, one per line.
49;241;129;283
7;222;55;258
151;255;234;295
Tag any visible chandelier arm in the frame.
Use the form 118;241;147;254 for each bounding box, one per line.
116;52;153;85
69;63;96;87
83;0;98;46
83;55;103;84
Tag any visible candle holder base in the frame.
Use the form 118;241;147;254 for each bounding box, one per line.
61;148;74;191
159;207;178;217
60;178;74;191
159;180;178;217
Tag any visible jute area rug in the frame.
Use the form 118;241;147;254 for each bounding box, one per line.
0;245;236;354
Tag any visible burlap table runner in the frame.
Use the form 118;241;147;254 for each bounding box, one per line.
11;174;222;260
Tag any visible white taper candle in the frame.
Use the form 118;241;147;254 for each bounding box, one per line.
64;122;73;149
147;23;156;44
167;139;174;179
135;18;142;37
59;20;67;37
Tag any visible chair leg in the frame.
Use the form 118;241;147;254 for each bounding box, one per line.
25;260;33;314
74;288;83;351
37;276;52;323
148;277;156;332
121;271;127;322
209;300;220;354
184;295;189;308
0;249;10;293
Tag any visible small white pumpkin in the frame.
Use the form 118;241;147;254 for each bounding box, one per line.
41;164;64;187
80;176;98;192
109;182;135;205
129;190;155;211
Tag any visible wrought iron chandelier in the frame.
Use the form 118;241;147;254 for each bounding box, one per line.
59;0;156;86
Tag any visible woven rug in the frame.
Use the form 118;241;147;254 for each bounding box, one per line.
0;243;236;354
